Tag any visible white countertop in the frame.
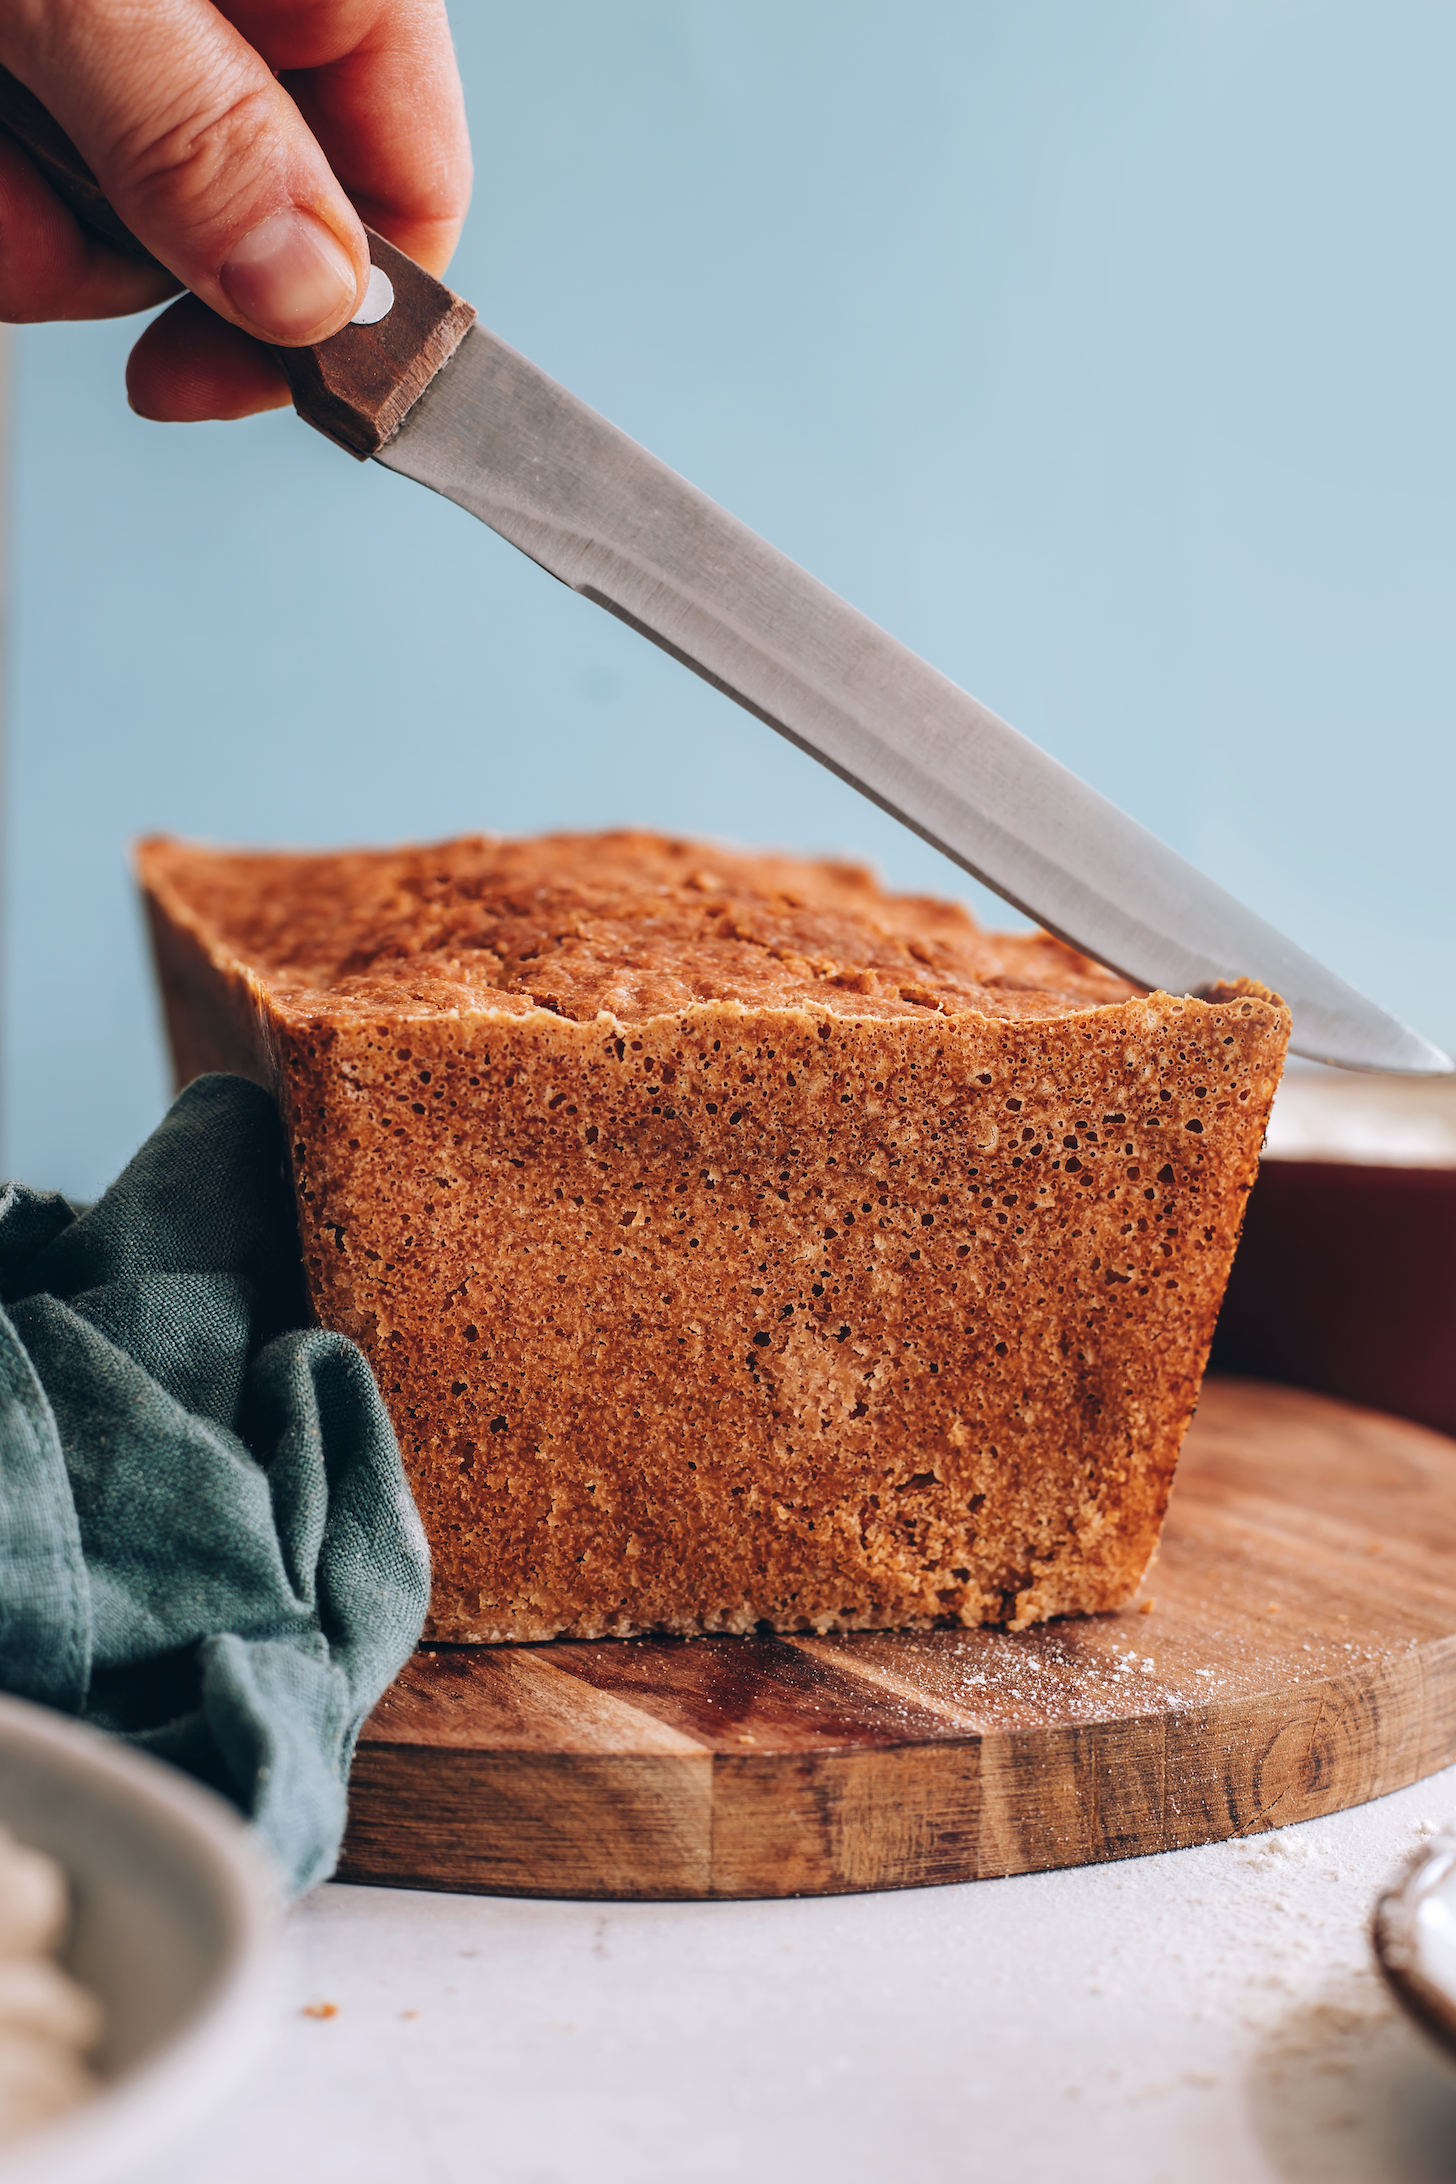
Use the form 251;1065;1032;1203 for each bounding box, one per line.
145;1765;1456;2184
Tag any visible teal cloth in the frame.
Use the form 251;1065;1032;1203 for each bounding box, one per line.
0;1074;429;1896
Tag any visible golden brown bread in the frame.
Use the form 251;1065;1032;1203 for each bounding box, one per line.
137;828;1289;1641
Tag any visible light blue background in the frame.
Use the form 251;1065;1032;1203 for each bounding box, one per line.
7;0;1453;1197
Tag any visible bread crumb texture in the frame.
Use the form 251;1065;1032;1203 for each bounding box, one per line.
138;829;1289;1642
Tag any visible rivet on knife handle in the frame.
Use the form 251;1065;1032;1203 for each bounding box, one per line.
0;64;475;457
271;228;475;458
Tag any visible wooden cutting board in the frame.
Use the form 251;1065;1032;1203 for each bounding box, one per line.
339;1378;1456;1899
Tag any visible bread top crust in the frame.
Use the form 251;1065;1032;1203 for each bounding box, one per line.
138;828;1144;1030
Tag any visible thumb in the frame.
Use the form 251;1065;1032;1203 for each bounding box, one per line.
0;0;367;345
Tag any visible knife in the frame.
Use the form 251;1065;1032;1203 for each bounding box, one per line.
3;71;1447;1074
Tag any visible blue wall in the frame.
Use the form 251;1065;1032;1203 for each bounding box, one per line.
9;0;1454;1196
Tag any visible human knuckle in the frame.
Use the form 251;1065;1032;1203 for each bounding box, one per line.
116;76;283;233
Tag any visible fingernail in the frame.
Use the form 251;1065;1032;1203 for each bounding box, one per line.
220;209;359;342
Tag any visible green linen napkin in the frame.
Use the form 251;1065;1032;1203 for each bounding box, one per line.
0;1073;429;1895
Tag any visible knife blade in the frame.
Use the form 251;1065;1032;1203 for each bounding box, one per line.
376;326;1449;1074
3;71;1446;1073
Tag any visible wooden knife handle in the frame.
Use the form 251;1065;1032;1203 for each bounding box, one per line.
0;65;475;457
270;230;476;459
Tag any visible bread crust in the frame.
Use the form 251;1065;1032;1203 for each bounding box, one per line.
137;831;1289;1641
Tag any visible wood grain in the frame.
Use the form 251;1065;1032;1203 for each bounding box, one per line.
340;1378;1456;1899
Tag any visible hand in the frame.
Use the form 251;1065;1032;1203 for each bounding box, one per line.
0;0;471;420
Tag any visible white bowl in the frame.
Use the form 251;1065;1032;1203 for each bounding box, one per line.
0;1693;280;2183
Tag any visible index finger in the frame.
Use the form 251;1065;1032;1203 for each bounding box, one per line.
218;0;472;275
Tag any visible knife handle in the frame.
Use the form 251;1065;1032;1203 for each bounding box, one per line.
0;65;475;457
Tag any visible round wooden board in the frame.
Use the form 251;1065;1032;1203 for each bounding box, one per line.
339;1378;1456;1900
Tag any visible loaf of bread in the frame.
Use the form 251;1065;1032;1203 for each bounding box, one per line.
137;829;1289;1642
